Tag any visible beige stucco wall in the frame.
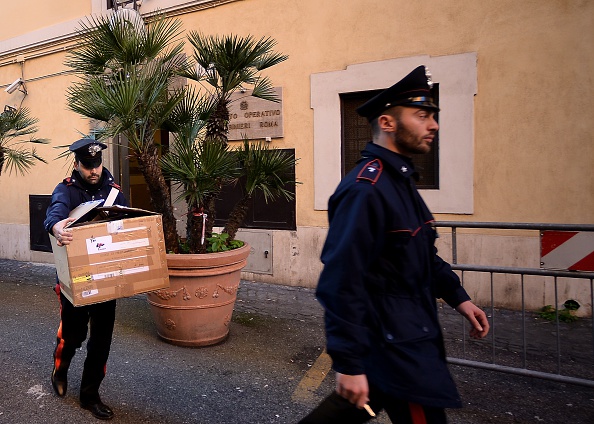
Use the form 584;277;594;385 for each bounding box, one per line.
0;1;90;42
172;0;594;226
0;0;592;313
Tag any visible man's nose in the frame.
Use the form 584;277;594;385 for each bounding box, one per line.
429;117;439;131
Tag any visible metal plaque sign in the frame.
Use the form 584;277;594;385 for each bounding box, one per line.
227;87;283;141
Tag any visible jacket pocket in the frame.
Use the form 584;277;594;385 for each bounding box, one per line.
371;293;438;344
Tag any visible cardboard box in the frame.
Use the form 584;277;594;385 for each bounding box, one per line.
50;202;170;306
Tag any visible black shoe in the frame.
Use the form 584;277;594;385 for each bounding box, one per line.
51;368;67;397
81;400;114;420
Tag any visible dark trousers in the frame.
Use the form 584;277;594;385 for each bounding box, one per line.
298;387;448;424
53;283;116;403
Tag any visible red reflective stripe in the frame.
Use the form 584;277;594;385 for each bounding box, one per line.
409;402;427;424
54;284;66;370
541;231;578;256
570;250;594;271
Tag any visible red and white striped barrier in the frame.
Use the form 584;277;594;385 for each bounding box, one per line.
541;231;594;272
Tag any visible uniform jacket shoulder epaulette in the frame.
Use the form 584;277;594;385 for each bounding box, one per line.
356;159;383;184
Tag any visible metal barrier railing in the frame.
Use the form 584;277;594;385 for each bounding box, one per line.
435;222;594;388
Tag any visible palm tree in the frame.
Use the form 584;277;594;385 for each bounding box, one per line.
65;10;186;252
65;10;296;254
159;33;296;253
0;107;48;177
161;88;297;253
161;87;239;253
183;32;288;143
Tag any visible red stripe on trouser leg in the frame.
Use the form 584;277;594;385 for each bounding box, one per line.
54;333;66;369
409;402;427;424
54;284;67;370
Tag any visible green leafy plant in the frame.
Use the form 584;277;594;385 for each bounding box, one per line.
205;233;244;253
538;300;580;323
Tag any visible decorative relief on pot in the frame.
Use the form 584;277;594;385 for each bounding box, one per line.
223;314;231;327
195;287;209;299
152;286;191;301
212;284;238;298
165;319;176;330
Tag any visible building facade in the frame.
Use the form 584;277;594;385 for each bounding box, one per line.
1;0;593;313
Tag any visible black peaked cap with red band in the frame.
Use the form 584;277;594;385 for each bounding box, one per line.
69;138;107;169
356;65;439;122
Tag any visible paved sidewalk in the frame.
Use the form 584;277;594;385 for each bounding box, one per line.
0;258;593;423
235;280;323;320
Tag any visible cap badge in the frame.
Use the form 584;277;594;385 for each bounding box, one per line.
88;144;102;156
425;67;433;89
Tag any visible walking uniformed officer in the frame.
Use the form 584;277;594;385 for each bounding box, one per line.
44;138;128;420
299;66;490;424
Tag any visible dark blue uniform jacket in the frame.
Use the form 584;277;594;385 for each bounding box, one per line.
316;142;471;408
44;168;128;234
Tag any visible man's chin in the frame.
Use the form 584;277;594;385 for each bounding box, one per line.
413;146;432;155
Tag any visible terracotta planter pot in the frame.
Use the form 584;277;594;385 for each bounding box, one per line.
146;243;250;347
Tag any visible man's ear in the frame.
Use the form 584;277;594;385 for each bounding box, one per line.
377;113;397;133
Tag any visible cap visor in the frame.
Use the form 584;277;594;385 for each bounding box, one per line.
79;159;102;169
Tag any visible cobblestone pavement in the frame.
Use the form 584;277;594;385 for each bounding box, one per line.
1;259;593;423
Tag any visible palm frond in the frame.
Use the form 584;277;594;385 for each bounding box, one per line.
65;12;185;74
161;137;240;207
0;107;47;176
184;32;288;140
163;85;214;139
1;146;47;176
236;140;298;203
250;76;281;102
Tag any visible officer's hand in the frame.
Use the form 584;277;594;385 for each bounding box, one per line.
456;300;490;339
335;372;369;409
52;218;76;247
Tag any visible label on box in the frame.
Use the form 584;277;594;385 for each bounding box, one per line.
86;235;150;255
82;289;99;298
92;265;150;280
73;274;92;283
107;220;124;233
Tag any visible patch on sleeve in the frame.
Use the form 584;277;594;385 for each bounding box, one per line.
356;159;383;184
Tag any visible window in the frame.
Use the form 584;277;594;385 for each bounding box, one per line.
214;149;297;231
340;85;440;189
107;0;137;9
311;53;476;214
